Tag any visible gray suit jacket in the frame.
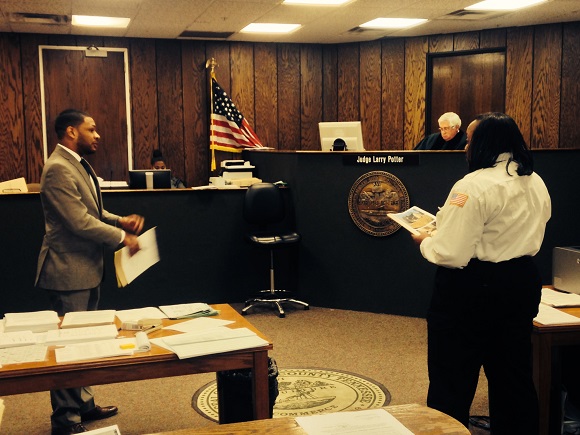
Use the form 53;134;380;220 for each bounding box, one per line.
35;145;123;290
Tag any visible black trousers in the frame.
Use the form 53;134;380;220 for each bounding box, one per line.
426;257;542;435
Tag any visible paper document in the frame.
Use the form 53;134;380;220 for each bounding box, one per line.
45;324;119;345
54;339;135;363
164;317;234;333
151;327;268;359
0;344;48;365
387;206;436;236
0;330;37;348
158;302;217;319
3;310;60;332
83;425;122;435
296;409;413;435
534;303;580;326
114;227;160;287
541;287;580;307
60;310;116;328
0;177;27;194
115;307;168;323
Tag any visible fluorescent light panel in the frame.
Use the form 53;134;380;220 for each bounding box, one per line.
359;18;428;29
283;0;352;5
72;15;130;28
240;23;301;33
465;0;547;11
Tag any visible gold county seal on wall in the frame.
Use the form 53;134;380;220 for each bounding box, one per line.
348;171;410;237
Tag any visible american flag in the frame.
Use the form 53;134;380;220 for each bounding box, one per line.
210;79;263;155
449;192;469;207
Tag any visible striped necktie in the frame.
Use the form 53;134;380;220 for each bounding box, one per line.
80;158;102;216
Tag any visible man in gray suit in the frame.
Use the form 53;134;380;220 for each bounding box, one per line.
36;109;144;435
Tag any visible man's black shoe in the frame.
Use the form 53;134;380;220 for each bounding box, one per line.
81;405;118;422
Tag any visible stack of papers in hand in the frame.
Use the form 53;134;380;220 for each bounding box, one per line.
45;324;119;346
158;303;218;319
114;227;160;287
60;310;116;328
3;310;60;333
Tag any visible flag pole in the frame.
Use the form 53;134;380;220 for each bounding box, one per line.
205;57;218;171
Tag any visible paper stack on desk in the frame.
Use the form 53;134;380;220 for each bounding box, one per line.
541;287;580;307
151;326;268;359
3;310;60;333
45;324;119;346
60;310;116;328
534;303;580;326
158;302;218;319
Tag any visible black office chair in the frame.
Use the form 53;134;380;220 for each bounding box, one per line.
241;182;309;318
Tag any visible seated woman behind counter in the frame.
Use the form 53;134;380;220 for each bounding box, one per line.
151;149;186;188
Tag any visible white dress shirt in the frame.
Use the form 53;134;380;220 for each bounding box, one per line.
420;153;551;268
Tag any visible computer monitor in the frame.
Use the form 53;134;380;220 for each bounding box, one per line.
128;170;172;189
319;121;365;151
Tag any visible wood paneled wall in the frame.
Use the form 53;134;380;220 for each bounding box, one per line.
0;21;579;187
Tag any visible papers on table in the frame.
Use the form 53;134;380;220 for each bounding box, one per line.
158;302;218;319
541;287;580;307
60;310;116;328
0;344;48;366
114;227;160;287
45;324;119;346
54;332;151;363
55;339;133;363
151;326;268;359
115;307;168;323
534;303;580;326
295;409;413;435
3;310;60;333
164;317;234;333
0;176;27;194
0;330;37;348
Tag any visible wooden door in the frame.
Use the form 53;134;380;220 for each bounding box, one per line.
40;46;132;182
428;50;506;135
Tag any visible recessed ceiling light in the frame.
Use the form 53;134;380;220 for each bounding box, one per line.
283;0;352;5
465;0;547;11
72;15;130;28
359;18;428;29
240;23;301;34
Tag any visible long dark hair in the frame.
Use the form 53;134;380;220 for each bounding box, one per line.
467;112;533;176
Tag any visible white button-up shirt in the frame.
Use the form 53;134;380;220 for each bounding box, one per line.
420;153;551;268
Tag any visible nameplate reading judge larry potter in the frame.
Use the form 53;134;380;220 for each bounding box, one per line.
343;153;420;166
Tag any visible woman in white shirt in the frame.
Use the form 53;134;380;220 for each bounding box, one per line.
412;112;551;435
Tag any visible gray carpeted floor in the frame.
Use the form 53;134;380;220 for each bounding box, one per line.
1;304;489;434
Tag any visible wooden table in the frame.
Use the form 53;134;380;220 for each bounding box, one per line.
145;403;470;434
533;305;580;435
0;304;273;421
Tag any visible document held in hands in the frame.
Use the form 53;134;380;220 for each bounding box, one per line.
115;227;160;287
387;206;436;235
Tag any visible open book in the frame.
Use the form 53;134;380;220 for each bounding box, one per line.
387;206;436;235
